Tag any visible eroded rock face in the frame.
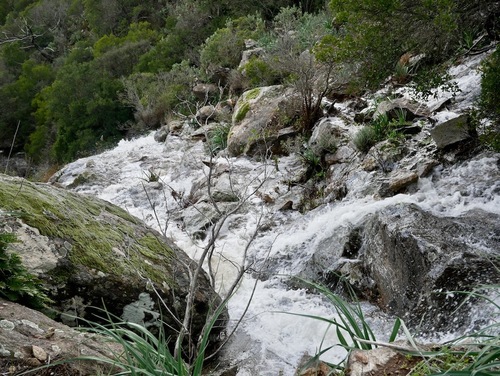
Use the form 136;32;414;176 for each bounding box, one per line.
342;204;500;331
0;174;227;348
0;298;121;375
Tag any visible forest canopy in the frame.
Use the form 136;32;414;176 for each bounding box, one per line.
0;0;497;166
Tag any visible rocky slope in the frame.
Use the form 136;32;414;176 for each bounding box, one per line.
42;48;500;375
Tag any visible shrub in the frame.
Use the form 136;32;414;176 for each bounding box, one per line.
243;56;283;87
120;61;199;133
325;0;476;90
263;7;337;132
200;15;265;80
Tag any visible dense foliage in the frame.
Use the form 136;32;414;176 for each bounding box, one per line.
0;0;497;168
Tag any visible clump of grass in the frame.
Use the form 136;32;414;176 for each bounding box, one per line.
207;123;231;156
34;302;228;376
291;278;500;375
353;109;411;152
142;168;161;183
299;147;325;181
353;126;378;153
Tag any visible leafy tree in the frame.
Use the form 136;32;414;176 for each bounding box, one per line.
121;60;199;131
35;60;132;162
477;47;500;151
326;0;449;89
82;0;168;36
0;59;54;153
326;0;499;90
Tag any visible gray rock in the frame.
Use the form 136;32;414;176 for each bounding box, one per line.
196;105;216;123
378;170;419;197
0;298;122;375
239;47;264;72
154;125;169;143
373;97;430;121
308;118;344;156
182;201;238;239
192;83;219;102
359;204;500;331
227;86;300;157
430;112;475;149
0;174;227;348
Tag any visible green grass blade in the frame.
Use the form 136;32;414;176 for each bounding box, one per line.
389;317;402;343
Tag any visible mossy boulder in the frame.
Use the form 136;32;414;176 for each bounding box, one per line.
0;174;226;347
227;85;300;157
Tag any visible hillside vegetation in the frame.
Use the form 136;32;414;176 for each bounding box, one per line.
0;0;498;169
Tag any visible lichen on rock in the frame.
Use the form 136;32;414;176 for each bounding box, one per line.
0;173;227;349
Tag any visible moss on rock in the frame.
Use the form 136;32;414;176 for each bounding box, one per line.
0;174;226;347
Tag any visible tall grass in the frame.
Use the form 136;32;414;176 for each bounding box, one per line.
288;278;500;375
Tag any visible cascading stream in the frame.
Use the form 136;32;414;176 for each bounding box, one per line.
52;52;499;375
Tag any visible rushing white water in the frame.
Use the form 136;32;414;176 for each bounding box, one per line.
53;128;499;374
52;53;499;375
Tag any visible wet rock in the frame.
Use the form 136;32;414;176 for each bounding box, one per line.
308;118;344;156
359;204;500;331
417;158;439;177
227;86;300;157
373;97;430;121
182;201;238;239
154;125;169;143
378;170;419;197
430;112;475;149
0;174;227;349
326;145;357;165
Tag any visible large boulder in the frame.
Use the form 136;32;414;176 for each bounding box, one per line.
337;204;500;331
0;174;226;347
0;298;121;375
227;86;299;157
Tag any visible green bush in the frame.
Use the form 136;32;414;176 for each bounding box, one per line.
243;56;283;87
325;0;466;90
0;232;50;308
199;15;265;80
476;48;500;151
